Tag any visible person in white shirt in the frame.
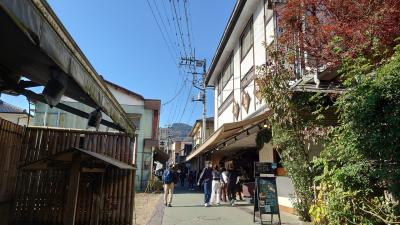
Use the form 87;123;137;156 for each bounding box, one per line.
220;167;229;202
210;165;222;206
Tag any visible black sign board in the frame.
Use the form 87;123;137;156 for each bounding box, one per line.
253;162;281;225
254;162;277;176
254;177;281;224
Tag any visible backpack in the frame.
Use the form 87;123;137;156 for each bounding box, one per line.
163;169;173;184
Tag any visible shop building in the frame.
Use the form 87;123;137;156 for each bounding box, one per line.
186;0;295;213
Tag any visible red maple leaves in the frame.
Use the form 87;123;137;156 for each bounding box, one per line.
277;0;400;67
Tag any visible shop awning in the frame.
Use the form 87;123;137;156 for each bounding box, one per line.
186;111;271;161
0;0;135;136
20;147;135;171
153;148;169;164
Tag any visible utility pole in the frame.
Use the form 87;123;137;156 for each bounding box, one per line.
180;56;207;143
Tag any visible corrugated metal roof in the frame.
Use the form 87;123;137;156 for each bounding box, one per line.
0;100;27;114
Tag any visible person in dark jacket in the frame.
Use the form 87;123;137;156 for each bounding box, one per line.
162;164;178;207
197;161;213;207
227;164;239;206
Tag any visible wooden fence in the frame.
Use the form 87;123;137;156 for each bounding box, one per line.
0;119;136;225
0;118;25;202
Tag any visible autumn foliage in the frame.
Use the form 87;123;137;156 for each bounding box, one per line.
277;0;400;67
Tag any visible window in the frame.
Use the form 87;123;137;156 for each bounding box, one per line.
217;54;234;108
127;113;141;129
241;18;253;60
221;55;233;88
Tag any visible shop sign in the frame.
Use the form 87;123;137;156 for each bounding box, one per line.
254;162;277;176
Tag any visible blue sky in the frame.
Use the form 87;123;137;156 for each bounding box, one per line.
0;0;236;127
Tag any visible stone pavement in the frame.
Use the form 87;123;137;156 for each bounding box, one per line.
148;187;310;225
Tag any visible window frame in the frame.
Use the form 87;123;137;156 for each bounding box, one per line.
240;17;254;61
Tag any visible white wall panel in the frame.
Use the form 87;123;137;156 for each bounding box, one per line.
217;103;234;127
265;17;275;46
108;85;144;106
241;49;254;77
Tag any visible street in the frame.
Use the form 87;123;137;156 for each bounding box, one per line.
148;187;309;225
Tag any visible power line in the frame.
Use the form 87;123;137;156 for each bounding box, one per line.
151;0;180;59
178;81;193;123
183;0;194;58
161;0;182;57
186;101;198;125
162;76;188;106
146;0;179;68
171;0;189;58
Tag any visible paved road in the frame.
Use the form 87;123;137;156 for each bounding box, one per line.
148;187;310;225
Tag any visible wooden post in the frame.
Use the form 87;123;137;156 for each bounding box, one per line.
90;173;104;225
63;154;82;225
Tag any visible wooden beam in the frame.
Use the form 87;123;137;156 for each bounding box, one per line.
81;167;106;173
63;154;82;225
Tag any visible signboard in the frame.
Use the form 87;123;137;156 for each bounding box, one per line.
254;162;277;176
253;162;281;225
256;177;279;214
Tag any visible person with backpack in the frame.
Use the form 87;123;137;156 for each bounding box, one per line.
162;164;178;207
197;161;213;207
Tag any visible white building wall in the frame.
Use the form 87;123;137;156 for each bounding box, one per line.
108;85;144;106
215;1;270;128
241;49;254;77
217;104;234;127
0;113;30;126
233;44;241;121
214;88;219;130
254;3;266;67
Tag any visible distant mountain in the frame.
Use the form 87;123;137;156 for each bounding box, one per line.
170;123;191;139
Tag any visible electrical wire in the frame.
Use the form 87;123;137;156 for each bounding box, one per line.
146;0;180;68
183;0;194;58
178;81;193;123
171;0;189;58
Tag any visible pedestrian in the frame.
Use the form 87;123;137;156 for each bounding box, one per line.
179;169;186;187
162;164;178;207
220;167;229;202
197;161;213;207
227;164;239;206
210;165;222;206
235;170;244;201
188;171;195;190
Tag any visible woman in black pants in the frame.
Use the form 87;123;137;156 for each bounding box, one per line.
227;165;239;206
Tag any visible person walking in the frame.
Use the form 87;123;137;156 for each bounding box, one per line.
197;161;213;207
220;167;229;202
188;171;195;190
227;164;239;206
179;169;186;187
162;164;178;207
210;165;222;206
